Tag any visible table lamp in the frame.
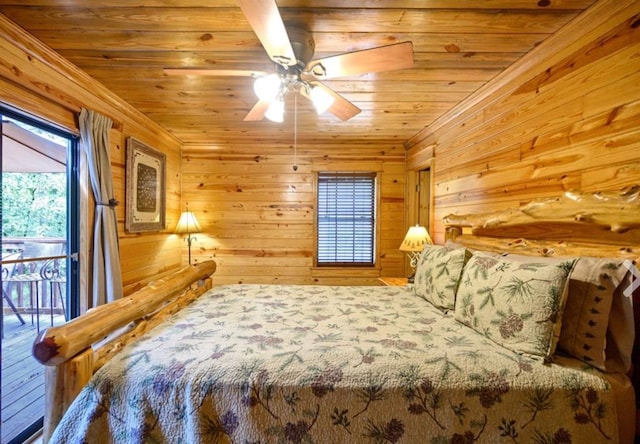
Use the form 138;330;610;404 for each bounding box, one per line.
399;225;432;283
175;207;201;265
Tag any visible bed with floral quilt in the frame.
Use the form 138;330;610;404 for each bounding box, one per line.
35;188;639;444
49;257;635;444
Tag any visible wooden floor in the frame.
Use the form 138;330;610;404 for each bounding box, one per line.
1;312;65;444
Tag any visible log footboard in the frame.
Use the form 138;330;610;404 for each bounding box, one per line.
32;260;217;442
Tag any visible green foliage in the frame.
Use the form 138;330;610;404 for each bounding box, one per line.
2;173;66;238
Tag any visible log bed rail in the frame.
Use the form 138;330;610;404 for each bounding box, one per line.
32;260;217;441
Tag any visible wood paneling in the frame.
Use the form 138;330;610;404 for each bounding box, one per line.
0;0;634;288
0;1;596;148
181;144;405;285
406;0;640;244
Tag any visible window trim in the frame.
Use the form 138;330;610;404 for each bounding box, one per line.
313;171;380;268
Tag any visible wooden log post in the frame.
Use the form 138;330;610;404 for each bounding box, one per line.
43;349;93;442
41;278;214;443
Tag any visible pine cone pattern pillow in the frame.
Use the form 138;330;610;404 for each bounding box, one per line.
413;245;470;311
454;253;575;360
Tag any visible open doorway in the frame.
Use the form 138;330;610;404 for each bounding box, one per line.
1;109;79;444
416;168;431;229
404;164;433;277
406;164;433;233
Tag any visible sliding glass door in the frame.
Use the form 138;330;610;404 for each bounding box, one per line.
0;108;79;444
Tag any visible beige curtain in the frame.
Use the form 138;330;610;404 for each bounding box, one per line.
79;108;123;306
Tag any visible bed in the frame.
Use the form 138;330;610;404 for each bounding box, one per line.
33;187;640;443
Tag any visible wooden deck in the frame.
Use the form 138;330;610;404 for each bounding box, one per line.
2;313;65;444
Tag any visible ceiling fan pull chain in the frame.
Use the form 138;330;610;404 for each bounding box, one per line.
293;94;298;172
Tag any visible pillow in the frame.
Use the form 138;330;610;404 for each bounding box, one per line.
502;254;634;372
413;244;470;311
557;257;633;372
454;253;576;360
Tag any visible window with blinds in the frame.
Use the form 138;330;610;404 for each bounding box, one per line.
316;172;376;266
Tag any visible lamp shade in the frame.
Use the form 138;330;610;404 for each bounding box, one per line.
175;211;201;234
265;98;285;123
310;85;335;114
399;225;432;252
253;73;281;101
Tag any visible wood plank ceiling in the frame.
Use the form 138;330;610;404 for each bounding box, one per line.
0;0;598;149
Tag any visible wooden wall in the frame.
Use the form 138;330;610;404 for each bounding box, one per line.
406;0;640;243
3;0;637;291
181;142;406;285
0;9;407;291
0;14;184;303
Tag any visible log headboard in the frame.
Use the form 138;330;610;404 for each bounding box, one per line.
444;186;640;261
444;186;640;437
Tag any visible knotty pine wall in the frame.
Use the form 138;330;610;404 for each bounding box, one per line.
0;15;184;306
2;0;637;293
181;143;406;286
406;0;640;243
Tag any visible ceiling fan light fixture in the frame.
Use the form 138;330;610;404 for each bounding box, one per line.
265;98;285;122
253;73;282;101
309;85;335;114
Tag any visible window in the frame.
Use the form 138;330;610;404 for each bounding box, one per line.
316;172;376;266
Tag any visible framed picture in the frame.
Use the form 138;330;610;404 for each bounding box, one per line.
125;137;166;233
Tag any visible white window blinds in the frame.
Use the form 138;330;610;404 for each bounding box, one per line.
317;172;376;266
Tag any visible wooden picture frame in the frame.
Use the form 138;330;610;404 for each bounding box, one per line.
125;137;166;233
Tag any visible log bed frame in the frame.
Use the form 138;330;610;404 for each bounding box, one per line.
32;187;640;442
32;261;217;441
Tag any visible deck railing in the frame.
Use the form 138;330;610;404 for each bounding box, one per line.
2;238;68;442
2;238;67;333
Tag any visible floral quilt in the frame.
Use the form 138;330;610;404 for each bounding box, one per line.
50;284;621;443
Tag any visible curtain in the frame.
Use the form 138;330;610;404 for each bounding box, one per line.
79;108;123;306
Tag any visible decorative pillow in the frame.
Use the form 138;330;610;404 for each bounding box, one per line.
413;244;470;311
557;257;633;372
454;253;576;360
502;254;635;372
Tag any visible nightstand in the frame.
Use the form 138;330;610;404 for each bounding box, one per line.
378;277;408;287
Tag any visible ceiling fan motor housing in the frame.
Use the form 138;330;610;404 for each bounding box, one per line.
285;25;315;71
273;25;316;94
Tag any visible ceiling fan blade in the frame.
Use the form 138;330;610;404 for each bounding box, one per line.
237;0;296;67
303;41;414;80
304;82;361;121
244;99;270;121
164;68;268;77
327;93;361;122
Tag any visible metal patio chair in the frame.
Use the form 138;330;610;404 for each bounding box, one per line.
1;251;27;338
3;241;65;332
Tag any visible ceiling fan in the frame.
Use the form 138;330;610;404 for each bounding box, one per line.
164;0;414;123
